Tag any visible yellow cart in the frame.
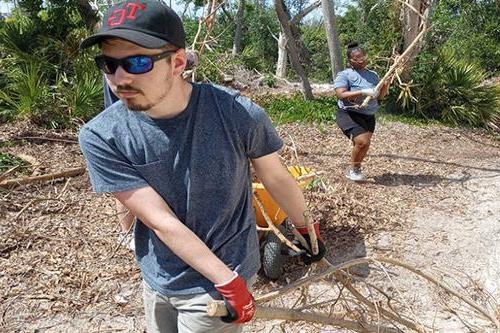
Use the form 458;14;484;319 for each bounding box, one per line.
252;166;316;280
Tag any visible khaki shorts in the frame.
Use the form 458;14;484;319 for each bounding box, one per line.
143;276;256;333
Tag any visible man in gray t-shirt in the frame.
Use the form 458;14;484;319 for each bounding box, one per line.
78;1;325;332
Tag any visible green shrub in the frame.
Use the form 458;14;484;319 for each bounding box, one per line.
0;5;103;128
195;51;244;84
429;0;500;74
302;22;331;82
262;74;276;88
0;10;38;57
254;93;337;124
240;8;279;73
58;71;103;125
392;48;500;129
0;59;52;122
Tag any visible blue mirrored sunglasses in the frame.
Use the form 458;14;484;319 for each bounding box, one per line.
94;50;177;75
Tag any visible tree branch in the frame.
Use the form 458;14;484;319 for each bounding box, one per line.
0;167;85;189
290;0;321;27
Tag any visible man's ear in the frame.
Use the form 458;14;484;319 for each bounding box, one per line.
171;49;187;76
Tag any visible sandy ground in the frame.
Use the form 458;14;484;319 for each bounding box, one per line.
395;163;500;332
1;120;499;332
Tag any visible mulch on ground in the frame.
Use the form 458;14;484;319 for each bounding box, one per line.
1;120;499;331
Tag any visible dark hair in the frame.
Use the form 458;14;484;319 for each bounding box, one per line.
346;42;365;60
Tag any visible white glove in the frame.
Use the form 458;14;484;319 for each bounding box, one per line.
360;88;379;97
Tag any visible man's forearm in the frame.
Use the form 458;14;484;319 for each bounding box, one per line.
252;153;309;227
152;218;235;284
262;174;308;227
114;188;234;285
254;165;308;227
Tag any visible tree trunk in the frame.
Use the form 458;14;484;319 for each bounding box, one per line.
290;23;312;70
274;0;314;100
275;31;288;78
77;0;100;30
401;0;429;80
232;0;245;55
321;0;343;78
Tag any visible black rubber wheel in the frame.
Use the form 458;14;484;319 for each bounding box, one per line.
262;232;285;280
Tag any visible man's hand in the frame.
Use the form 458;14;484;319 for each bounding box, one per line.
215;272;255;323
360;87;379;97
295;222;326;264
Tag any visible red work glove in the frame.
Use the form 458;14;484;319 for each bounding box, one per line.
214;272;255;323
296;222;326;265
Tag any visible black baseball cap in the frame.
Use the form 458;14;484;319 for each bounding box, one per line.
80;0;185;49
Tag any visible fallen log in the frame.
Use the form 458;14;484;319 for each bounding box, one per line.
0;167;85;189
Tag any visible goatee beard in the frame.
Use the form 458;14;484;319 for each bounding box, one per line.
126;101;155;111
117;76;172;113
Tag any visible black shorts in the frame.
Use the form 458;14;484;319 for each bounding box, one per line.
336;109;376;140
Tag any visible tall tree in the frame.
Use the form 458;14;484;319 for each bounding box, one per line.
401;0;429;79
273;0;321;91
288;0;319;72
232;0;245;55
275;31;287;78
274;0;313;99
321;0;343;77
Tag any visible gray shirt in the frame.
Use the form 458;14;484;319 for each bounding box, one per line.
79;83;283;295
333;68;380;115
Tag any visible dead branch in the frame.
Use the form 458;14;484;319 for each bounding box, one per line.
191;0;224;56
253;194;300;252
373;257;500;328
360;0;428;108
395;0;426;21
361;27;426;108
253;256;498;331
0;167;85;188
333;272;426;332
255;258;370;303
55;179;71;200
206;301;400;333
0;166;20;182
296;171;326;182
14;199;36;220
14;197;69;220
290;0;321;26
286;133;300;164
304;210;318;255
10;136;78;144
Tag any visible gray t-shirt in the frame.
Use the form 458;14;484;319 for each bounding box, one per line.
79;83;283;296
333;68;380;115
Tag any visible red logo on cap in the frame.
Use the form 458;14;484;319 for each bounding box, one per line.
108;3;146;27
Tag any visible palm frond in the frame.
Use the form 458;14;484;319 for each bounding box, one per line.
0;58;52;120
0;12;38;57
399;47;500;130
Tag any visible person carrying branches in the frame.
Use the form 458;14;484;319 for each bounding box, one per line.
334;43;391;181
78;1;325;332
